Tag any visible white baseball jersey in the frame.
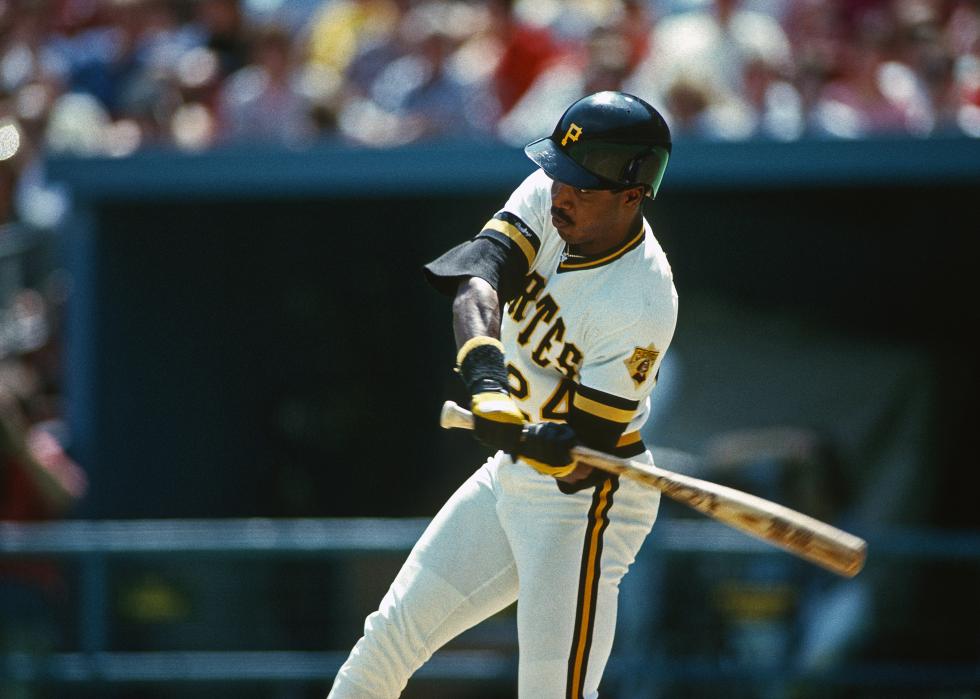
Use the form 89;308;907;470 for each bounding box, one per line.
490;169;677;451
329;169;678;699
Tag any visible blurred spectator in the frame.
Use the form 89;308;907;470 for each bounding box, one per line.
627;0;793;139
948;0;980;134
337;1;496;145
0;282;83;515
743;54;806;140
498;18;642;145
936;0;980;137
196;0;249;79
11;90;111;231
217;23;316;144
63;0;159;115
486;0;565;116
381;13;482;139
784;0;851;124
306;0;403;77
893;1;961;134
808;3;921;137
0;284;86;699
0;1;69;98
493;0;653;143
613;0;654;71
329;0;408;99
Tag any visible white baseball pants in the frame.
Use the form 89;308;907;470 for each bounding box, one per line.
328;450;660;699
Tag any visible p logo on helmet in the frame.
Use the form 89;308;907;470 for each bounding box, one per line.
561;123;583;147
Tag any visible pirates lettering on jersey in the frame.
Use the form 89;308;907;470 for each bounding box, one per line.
506;271;583;380
531;317;564;368
507;364;530;398
517;295;558;347
509;271;546;322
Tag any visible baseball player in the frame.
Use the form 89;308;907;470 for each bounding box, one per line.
328;91;677;699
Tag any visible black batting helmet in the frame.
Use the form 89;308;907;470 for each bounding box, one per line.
525;91;671;199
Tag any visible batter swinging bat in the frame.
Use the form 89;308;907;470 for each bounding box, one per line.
439;401;866;578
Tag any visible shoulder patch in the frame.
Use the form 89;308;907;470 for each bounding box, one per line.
624;345;659;387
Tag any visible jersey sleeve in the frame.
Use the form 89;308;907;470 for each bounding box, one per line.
570;308;676;453
495;169;557;275
422;171;548;302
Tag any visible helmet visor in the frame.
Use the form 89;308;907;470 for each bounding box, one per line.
525;137;670;198
525;137;612;190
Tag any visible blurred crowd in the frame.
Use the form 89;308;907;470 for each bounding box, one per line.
0;0;978;225
0;273;86;694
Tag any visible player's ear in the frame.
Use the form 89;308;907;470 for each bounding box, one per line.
621;186;645;209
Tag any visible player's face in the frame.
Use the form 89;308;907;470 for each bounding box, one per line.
550;181;642;255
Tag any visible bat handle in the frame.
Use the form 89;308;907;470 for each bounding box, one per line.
440;400;475;431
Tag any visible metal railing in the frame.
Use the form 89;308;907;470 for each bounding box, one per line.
2;518;979;690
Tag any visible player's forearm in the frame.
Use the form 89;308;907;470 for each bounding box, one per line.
452;277;501;349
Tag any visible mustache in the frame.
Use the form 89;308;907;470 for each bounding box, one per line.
551;207;573;225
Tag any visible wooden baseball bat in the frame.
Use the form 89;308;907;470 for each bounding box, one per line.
440;401;866;578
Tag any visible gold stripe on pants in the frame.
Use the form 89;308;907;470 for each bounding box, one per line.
566;477;618;698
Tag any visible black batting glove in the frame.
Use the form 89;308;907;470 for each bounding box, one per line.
457;336;525;452
518;422;578;478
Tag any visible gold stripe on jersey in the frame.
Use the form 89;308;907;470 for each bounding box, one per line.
558;227;645;273
613;431;646;458
616;431;641;448
573;394;635;423
572;385;639;424
566;477;618;698
480;213;540;267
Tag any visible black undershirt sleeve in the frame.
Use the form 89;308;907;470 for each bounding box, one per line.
423;236;529;304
